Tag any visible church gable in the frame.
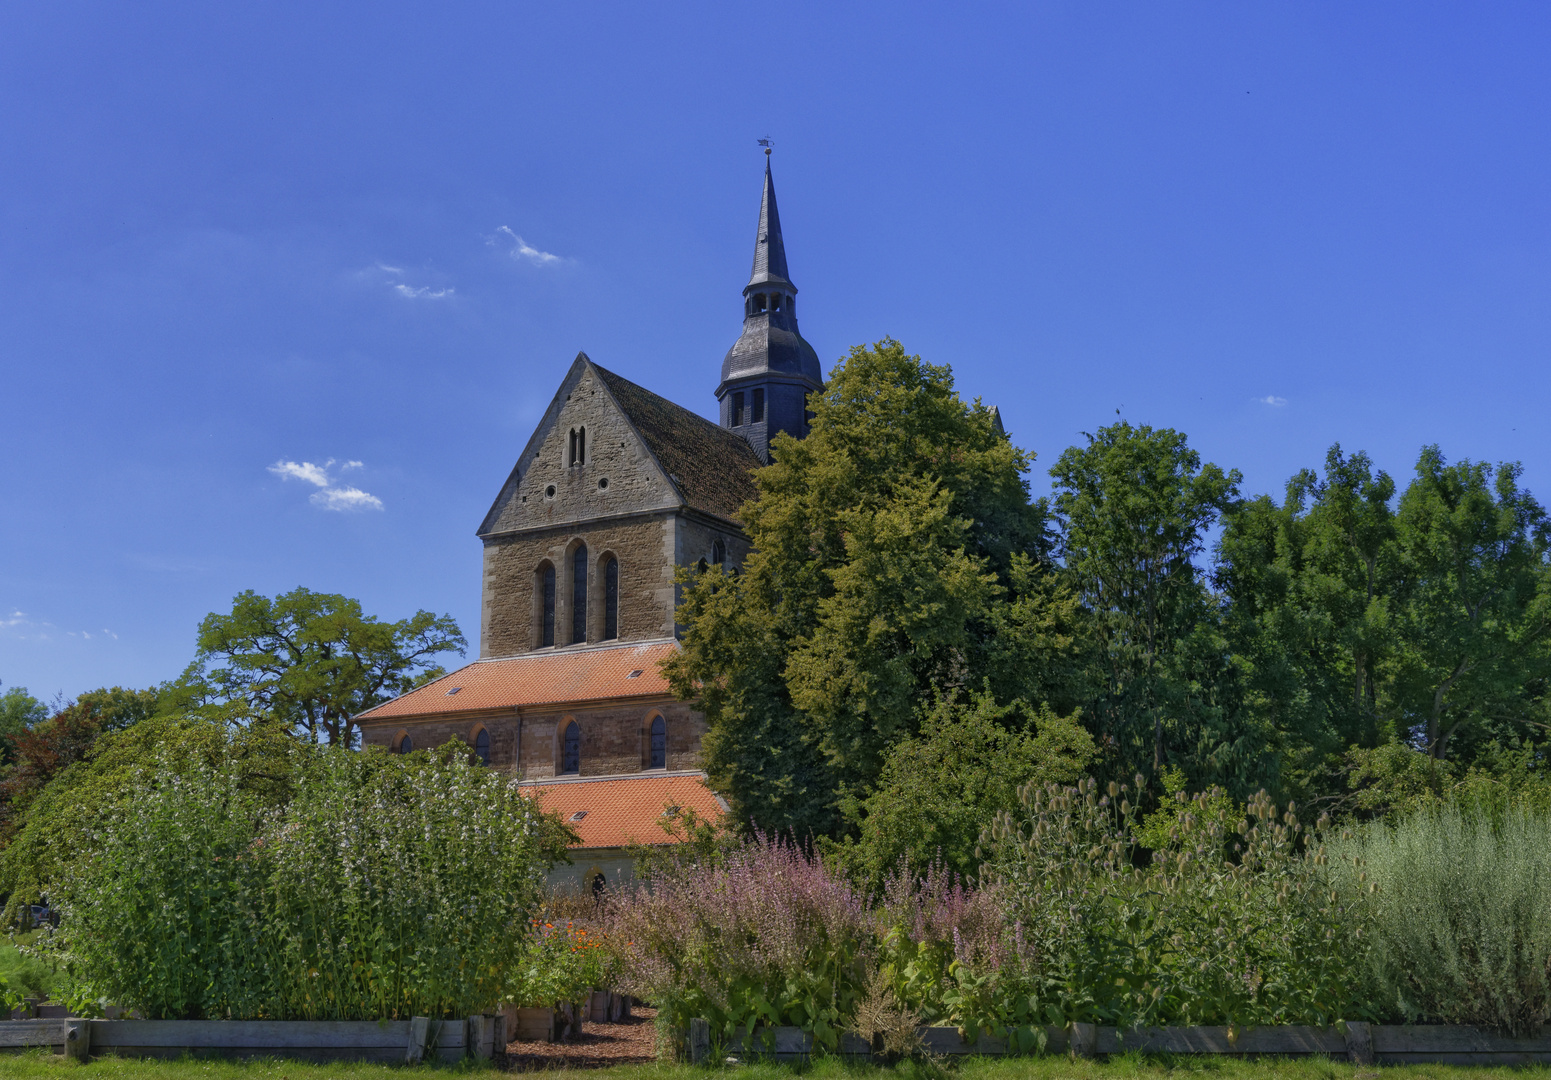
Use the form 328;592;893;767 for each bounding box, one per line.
479;354;682;537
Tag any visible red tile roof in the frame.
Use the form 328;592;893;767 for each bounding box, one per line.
521;772;727;849
358;640;678;721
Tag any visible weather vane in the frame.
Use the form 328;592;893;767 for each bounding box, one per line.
757;136;773;158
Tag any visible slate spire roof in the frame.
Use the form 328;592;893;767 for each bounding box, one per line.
747;158;793;291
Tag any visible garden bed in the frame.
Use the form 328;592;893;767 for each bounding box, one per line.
692;1022;1551;1066
0;1015;505;1063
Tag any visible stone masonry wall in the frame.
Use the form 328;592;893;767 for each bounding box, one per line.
482;516;675;658
357;699;704;780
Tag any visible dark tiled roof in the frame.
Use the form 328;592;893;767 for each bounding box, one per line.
594;364;762;524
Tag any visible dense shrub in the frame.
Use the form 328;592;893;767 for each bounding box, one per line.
1330;802;1551;1035
503;918;615;1010
37;737;561;1020
607;835;873;1050
981;778;1369;1030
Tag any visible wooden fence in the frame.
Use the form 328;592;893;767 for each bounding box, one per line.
0;1014;505;1063
688;1019;1551;1067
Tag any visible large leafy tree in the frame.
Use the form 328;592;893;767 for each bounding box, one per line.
1215;446;1398;796
1389;447;1551;760
667;340;1073;836
180;588;465;746
0;685;164;840
1049;421;1265;791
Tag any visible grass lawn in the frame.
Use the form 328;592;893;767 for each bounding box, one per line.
0;1054;1549;1080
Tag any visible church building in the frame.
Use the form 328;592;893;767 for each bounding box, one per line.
356;157;823;888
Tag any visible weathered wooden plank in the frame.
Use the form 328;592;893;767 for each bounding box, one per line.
406;1016;429;1065
1098;1025;1344;1056
89;1019;410;1049
1372;1025;1551;1054
687;1018;710;1064
0;1020;68;1048
93;1045;407;1063
918;1026;1009;1056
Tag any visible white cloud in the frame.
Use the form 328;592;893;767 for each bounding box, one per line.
376;262;405;275
310;486;384;512
1257;395;1288;407
392;283;453;300
491;225;563;266
268;459;332;487
269;459;384;512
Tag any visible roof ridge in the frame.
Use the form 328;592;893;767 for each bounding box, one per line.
471;637;678;665
588;359;741;443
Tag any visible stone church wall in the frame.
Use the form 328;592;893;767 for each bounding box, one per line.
481;516;676;657
357;699;704;780
519;700;704;779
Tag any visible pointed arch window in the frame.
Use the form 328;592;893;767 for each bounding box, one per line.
711;539;726;566
562;720;580;775
394;733;412;754
603;556;619;640
571;543;588;644
540;564;556;647
474;728;491;766
568;427;586;467
649;715;666;770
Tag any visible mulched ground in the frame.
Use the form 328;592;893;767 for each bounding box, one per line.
499;1007;661;1071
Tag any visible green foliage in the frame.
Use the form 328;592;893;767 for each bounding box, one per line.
980;777;1369;1029
0;684;169;843
36;734;564;1020
1329;802;1551;1035
607;835;873;1051
668;339;1061;837
0;682;48;749
0;939;59;1002
0;713;292;922
505;919;615;1009
828;692;1094;888
179;587;465;746
1050;422;1266;795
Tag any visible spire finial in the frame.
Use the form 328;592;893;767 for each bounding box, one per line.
758;136;773;160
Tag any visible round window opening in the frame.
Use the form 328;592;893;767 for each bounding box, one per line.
545;484;557;498
598;477;609;490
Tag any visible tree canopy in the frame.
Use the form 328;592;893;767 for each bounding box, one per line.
179;587;465;746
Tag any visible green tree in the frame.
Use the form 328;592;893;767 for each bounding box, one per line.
1215;446;1398;798
1050;421;1260;791
0;683;49;759
667;340;1069;836
180;588;465;746
828;691;1094;888
1389;447;1551;760
0;686;165;841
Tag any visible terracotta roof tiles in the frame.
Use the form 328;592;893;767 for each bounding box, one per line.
358;640;677;721
521;772;727;849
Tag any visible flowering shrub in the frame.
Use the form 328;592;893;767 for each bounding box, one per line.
37;738;561;1020
606;835;872;1050
504;919;615;1009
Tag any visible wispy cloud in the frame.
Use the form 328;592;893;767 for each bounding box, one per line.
392;283;453;300
490;225;564;266
268;459;384;512
2;610;116;642
1257;395;1288;407
311;486;384;512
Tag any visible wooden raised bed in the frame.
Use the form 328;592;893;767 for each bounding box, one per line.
0;1014;505;1063
688;1019;1551;1066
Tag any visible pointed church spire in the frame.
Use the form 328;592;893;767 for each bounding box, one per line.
747;155;792;290
718;151;823;464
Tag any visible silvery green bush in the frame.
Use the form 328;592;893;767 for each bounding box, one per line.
40;737;556;1020
1330;802;1551;1035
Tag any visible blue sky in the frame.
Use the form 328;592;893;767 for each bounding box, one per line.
3;3;1549;701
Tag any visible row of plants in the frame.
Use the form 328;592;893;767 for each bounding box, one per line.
12;724;571;1020
601;778;1551;1052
